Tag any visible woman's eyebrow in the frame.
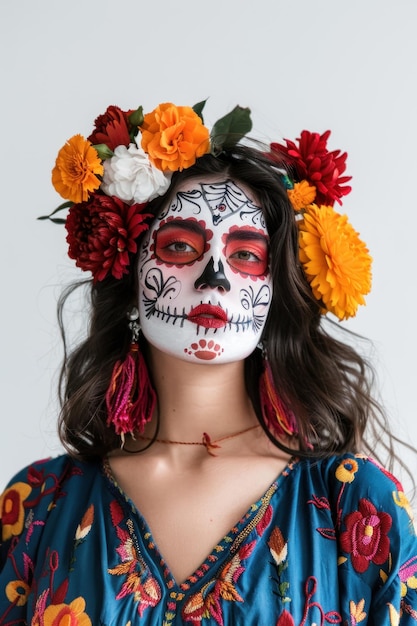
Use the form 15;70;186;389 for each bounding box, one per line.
159;220;206;235
226;229;269;243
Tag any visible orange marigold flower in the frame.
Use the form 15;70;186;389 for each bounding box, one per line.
52;134;103;204
0;481;32;540
6;580;31;607
299;204;372;320
141;103;210;172
287;180;316;211
43;596;92;626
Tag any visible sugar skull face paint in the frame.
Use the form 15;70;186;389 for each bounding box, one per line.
137;179;272;363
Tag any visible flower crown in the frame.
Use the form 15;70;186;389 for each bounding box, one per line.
40;100;372;320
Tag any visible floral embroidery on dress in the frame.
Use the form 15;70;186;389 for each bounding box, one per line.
181;540;256;624
340;498;392;573
108;500;162;616
268;524;342;625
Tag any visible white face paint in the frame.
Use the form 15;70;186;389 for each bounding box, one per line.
137;179;272;363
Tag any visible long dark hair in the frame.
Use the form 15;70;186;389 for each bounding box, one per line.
57;144;403;475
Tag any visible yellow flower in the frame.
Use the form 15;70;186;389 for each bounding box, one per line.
52;134;103;203
0;481;32;540
141;103;210;172
336;458;359;483
42;596;92;626
349;598;367;623
299;204;372;320
6;580;31;606
287;180;316;211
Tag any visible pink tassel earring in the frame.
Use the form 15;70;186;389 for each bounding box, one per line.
105;307;156;446
259;347;298;438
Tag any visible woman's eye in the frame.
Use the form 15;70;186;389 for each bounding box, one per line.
231;250;260;262
166;241;195;253
226;239;269;276
155;224;205;264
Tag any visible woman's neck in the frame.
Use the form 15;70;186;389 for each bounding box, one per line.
145;345;258;442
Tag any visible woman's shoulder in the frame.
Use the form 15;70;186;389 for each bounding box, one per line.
0;454;101;545
298;452;405;490
1;453;99;492
295;452;416;533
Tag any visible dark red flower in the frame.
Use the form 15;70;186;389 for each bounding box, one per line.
65;193;151;282
270;130;352;206
340;498;392;573
87;105;132;151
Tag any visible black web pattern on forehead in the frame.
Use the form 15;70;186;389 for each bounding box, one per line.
201;181;264;227
159;180;265;228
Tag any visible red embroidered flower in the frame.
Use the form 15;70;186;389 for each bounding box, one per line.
270;130;352;206
87;105;132;151
340;498;392;573
65;193;151;282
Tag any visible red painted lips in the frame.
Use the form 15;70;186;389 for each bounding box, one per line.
187;304;227;329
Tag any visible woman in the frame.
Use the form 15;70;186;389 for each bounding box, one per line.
1;101;416;625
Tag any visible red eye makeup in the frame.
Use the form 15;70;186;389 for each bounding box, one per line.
225;230;269;276
155;221;207;265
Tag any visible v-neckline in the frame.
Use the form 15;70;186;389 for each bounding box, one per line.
102;455;299;589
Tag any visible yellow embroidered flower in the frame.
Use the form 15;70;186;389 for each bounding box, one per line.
42;596;92;626
299;204;372;320
349;598;367;623
52;134;103;204
141;103;210;172
287;180;316;211
5;580;31;606
335;458;359;483
0;481;32;540
393;490;416;528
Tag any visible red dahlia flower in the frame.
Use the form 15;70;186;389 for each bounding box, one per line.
270;130;352;206
340;498;392;573
65;193;151;282
87;105;132;151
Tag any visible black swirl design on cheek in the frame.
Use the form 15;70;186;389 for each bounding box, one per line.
142;268;181;319
240;284;271;332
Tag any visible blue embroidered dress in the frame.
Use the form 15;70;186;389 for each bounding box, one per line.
1;453;416;625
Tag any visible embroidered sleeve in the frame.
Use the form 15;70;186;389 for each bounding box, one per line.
0;456;79;621
333;456;417;623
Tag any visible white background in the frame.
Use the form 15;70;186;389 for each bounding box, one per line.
1;0;416;492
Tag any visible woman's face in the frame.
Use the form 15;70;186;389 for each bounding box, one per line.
137;178;272;363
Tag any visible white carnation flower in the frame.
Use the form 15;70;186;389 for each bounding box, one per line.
102;143;172;203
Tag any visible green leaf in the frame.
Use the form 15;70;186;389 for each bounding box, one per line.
93;143;114;160
192;99;207;123
37;200;72;222
128;106;144;128
210;105;252;151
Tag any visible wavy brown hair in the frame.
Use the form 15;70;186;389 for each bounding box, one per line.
57;144;407;478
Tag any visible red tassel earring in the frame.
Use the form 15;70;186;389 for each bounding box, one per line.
105;307;156;446
259;348;298;438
